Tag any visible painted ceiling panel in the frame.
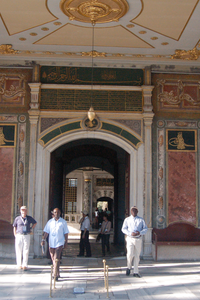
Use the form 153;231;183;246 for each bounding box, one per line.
35;24;152;48
0;0;57;35
132;0;198;40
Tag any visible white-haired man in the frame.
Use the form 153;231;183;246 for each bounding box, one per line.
13;206;37;270
122;206;147;277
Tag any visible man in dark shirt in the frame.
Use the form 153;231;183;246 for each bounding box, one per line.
13;206;37;270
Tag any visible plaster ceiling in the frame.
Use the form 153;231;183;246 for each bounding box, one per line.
0;0;200;67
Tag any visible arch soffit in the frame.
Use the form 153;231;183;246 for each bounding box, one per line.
38;119;143;153
94;190;114;201
41;130;138;156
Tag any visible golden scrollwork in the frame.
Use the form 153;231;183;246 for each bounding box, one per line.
0;44;18;55
171;47;200;60
0;127;14;146
169;132;194;150
60;0;129;23
157;79;200;106
0;74;26;101
81;50;106;57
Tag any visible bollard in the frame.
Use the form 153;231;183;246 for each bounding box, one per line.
50;265;53;298
53;259;59;289
102;259;107;289
106;265;109;298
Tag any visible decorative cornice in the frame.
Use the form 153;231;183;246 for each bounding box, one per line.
2;44;200;61
81;50;106;57
171;47;200;61
0;44;18;55
0;44;171;60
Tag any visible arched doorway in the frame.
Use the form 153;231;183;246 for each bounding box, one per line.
48;138;128;244
97;196;114;226
33;130;145;257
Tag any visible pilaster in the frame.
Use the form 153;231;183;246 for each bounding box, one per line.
28;83;41;216
142;84;154;259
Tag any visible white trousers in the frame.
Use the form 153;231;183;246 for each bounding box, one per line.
15;234;30;267
126;236;142;274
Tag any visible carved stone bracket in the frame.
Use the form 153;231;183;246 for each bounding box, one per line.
142;85;154;113
28;83;41;110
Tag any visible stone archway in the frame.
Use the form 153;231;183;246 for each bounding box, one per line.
31;129;152;258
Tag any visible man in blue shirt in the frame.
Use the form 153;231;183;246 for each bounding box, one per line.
41;208;69;280
122;206;147;277
13;206;37;270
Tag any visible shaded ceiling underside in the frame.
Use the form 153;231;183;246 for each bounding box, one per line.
1;0;200;66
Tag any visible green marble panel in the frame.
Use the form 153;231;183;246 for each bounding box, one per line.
41;66;143;86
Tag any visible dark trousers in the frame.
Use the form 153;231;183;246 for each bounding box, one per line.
49;245;63;277
102;234;110;256
79;230;91;257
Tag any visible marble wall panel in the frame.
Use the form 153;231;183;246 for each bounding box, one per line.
168;152;196;224
0;148;14;221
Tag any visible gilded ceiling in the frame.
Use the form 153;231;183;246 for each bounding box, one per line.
0;0;200;64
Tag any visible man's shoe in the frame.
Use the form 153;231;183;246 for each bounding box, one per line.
23;267;28;271
126;268;130;276
77;254;84;257
133;273;141;278
85;255;91;257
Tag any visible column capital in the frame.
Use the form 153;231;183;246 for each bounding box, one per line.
141;85;154;95
143;115;154;127
28;82;41;91
28;109;40;125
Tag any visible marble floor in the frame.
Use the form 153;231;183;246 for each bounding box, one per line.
1;255;200;300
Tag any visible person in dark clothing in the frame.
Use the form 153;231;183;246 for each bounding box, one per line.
77;211;91;257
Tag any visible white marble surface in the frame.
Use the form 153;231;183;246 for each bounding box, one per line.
1;257;200;299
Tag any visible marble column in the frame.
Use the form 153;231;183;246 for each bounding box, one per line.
142;85;154;259
28;83;41;256
83;173;92;217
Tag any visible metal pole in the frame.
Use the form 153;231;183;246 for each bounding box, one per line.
53;259;59;289
106;265;109;298
50;265;53;298
102;259;106;289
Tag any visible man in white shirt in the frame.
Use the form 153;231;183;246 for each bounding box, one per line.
77;211;91;257
41;208;69;280
122;206;147;277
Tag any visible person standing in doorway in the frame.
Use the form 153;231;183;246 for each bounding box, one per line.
77;211;91;257
94;207;99;229
101;214;111;256
41;208;69;281
13;206;37;270
121;206;147;277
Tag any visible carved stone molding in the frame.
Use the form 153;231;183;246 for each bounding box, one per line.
16;122;26;213
28;83;41;110
157;128;165;228
157;79;200;108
